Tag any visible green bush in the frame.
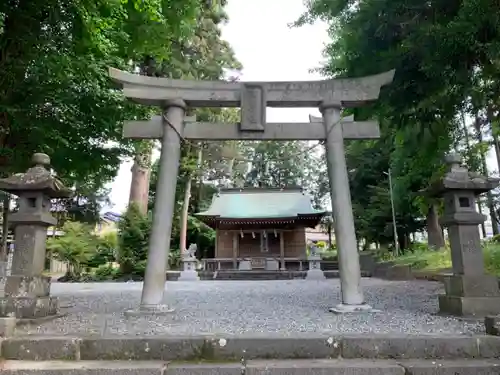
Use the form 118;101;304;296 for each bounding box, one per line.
169;249;181;270
374;247;395;262
316;241;327;249
321;250;337;260
484;243;500;276
93;264;120;281
131;259;147;278
409;241;430;252
117;203;151;276
85;231;118;268
183;216;215;258
46;221;99;279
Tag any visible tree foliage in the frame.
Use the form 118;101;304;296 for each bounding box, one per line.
0;0;201;184
298;0;500;248
242;141;326;206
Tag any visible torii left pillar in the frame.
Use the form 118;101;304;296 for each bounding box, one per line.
126;99;186;315
310;113;378;313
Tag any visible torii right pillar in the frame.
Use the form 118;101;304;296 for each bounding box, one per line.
310;113;379;313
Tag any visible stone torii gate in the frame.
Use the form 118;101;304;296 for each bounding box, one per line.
109;67;395;314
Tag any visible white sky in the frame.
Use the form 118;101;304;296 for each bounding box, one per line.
105;0;498;215
106;0;329;213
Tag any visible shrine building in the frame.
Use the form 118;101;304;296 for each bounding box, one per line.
196;187;325;271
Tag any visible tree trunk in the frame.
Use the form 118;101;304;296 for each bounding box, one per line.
478;199;487;237
474;114;499;235
128;141;153;215
179;177;192;253
485;194;498;235
179;147;202;252
427;203;445;249
195;144;205;213
487;106;500;173
127;57;159;215
397;231;408;252
0;194;9;262
492;133;500;173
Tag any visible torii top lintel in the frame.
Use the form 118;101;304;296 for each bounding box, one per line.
109;68;395;108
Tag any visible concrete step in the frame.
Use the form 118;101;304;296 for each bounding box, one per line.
2;334;500;361
1;359;500;374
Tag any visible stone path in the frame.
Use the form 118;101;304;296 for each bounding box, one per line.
17;279;484;336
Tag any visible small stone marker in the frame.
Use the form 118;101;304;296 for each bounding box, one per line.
0;153;71;322
425;153;500;317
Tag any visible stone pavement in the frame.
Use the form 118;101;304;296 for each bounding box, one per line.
3;359;500;375
15;279;484;336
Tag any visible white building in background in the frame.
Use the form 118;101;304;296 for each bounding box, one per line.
305;225;330;243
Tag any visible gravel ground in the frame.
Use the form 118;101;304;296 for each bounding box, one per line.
16;279;484;337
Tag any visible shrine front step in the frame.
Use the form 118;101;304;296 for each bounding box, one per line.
2;359;500;375
198;270;370;280
202;270;308;280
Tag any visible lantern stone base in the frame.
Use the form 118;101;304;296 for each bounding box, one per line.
4;275;51;297
485;315;500;335
439;274;500;317
439;295;500;317
0;296;59;319
443;274;500;297
0;316;17;337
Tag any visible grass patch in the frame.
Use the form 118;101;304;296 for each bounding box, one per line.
484;243;500;276
392;249;451;271
381;243;500;275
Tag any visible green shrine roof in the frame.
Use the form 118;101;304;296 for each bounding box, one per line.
196;187;324;220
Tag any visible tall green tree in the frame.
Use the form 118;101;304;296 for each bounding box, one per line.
242;141;326;206
128;0;241;217
297;0;500;246
0;1;204;249
146;1;241;254
0;0;201;181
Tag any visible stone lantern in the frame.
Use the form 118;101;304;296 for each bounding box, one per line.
426;153;500;316
0;153;71;322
